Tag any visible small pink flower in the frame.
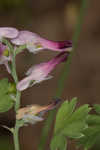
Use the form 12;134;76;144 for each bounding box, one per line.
0;42;11;73
11;31;72;54
17;52;69;91
0;27;19;73
16;99;61;125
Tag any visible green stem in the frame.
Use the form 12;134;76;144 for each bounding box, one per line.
11;48;21;150
13;93;21;150
2;38;25;150
4;40;21;150
11;49;18;83
15;91;21;111
13;123;20;150
38;0;89;150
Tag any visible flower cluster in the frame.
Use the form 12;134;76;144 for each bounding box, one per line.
0;27;72;92
0;27;72;125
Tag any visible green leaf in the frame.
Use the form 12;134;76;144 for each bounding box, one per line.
60;104;90;138
50;135;67;150
77;113;100;149
62;121;85;138
68;104;90;121
78;125;100;149
0;78;14;112
51;98;91;150
54;98;91;139
87;115;100;125
55;97;77;133
94;104;100;114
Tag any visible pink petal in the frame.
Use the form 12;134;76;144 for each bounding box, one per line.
11;31;39;45
23;114;43;124
17;76;32;91
0;56;11;73
0;27;19;39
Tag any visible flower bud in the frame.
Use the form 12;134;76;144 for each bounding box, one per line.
3;49;9;57
8;83;16;94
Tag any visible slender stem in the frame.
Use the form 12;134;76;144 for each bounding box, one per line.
38;0;89;150
2;38;21;150
15;91;21;111
13;123;20;150
5;40;21;150
12;49;21;150
11;48;18;83
13;94;21;150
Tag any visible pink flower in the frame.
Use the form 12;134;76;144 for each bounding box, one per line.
0;45;11;73
11;31;72;54
0;27;19;73
17;52;69;91
16;99;61;125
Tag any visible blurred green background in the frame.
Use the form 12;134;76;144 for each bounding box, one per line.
0;0;100;149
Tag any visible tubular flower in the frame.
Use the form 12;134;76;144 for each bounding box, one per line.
0;27;18;40
11;31;72;54
17;52;69;91
16;98;61;125
0;42;11;73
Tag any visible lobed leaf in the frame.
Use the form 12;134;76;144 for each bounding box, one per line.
55;97;77;133
78;125;100;149
0;78;14;112
94;104;100;115
77;111;100;149
54;99;91;138
87;115;100;125
50;135;67;150
51;98;91;150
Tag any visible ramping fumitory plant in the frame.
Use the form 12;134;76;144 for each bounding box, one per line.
0;27;74;150
0;1;100;149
